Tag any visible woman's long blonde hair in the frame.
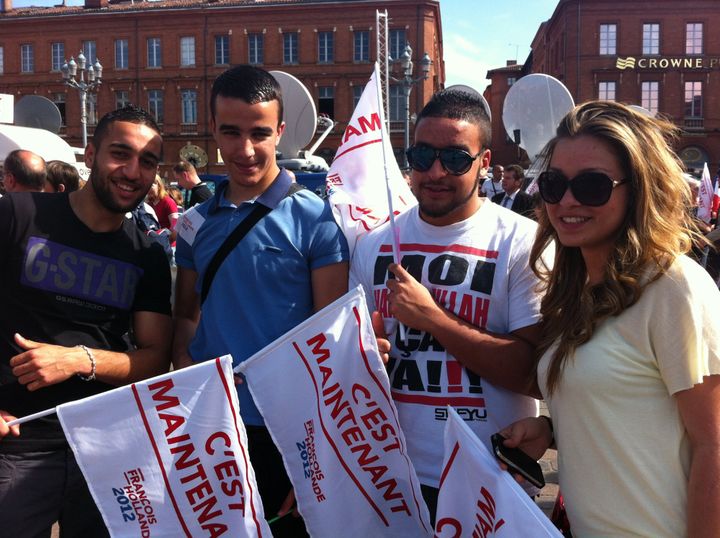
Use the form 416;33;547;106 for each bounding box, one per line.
530;101;704;394
148;175;168;204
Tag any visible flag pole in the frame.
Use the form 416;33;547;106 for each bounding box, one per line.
5;407;56;427
373;61;407;343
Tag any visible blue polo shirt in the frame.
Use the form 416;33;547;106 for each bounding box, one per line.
175;169;349;425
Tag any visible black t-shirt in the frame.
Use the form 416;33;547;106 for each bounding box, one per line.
0;192;171;451
188;182;213;208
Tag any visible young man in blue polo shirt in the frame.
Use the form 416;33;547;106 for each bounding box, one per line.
172;65;349;536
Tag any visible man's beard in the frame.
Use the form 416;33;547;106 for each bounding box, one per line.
90;162;148;214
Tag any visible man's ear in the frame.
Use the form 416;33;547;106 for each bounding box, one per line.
276;121;286;146
478;149;492;178
4;174;16;191
84;142;96;169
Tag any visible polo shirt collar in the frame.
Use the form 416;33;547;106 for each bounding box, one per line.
207;168;293;214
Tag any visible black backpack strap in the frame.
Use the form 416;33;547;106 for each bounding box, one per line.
199;181;305;304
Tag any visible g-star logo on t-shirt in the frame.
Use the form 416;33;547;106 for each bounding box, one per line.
21;237;143;310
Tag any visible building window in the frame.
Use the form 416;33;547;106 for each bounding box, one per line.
642;23;660;55
180;37;195;67
684;81;702;118
248;33;263;65
0;46;3;74
52;93;66;125
148;90;164;124
641;81;659;115
389;85;403;122
181;89;197;124
147;38;162;68
283;32;298;65
352;85;363;109
115;90;130;110
82;40;96;64
318;31;333;64
598;81;616;101
686;23;703;55
354;31;370;62
507;77;516;87
21;44;34;73
599;24;616;55
87;93;97;126
51;42;64;72
115;39;129;70
389;29;406;60
215;35;230;65
318;86;334;118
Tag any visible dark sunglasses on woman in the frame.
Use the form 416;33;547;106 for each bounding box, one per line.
538;170;627;207
406;144;483;176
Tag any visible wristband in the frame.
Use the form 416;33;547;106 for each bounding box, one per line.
77;345;97;382
540;415;554;445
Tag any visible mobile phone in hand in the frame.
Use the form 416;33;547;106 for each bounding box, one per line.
491;433;545;489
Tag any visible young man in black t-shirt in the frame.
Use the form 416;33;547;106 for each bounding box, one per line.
0;105;172;537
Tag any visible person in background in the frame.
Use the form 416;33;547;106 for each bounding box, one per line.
45;160;81;193
2;149;46;193
480;163;503;198
500;101;720;538
492;164;534;217
168;186;185;215
147;175;180;242
173;160;212;208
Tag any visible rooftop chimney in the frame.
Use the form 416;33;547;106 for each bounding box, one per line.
84;0;108;8
1;0;12;13
506;60;517;66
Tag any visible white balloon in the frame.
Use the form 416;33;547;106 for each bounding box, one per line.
502;74;574;159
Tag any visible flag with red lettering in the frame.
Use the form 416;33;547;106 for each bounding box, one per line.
435;407;561;538
56;356;270;538
698;162;714;223
326;63;416;256
237;286;432;537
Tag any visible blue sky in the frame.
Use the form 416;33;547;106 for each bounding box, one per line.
11;0;559;93
440;0;559;92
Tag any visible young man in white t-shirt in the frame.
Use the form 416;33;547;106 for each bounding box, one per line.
350;89;543;522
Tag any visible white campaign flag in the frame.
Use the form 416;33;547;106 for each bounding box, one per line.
326;63;416;256
435;407;561;538
57;356;270;538
698;162;714;223
238;286;432;537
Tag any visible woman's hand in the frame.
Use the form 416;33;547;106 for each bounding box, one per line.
497;416;553;461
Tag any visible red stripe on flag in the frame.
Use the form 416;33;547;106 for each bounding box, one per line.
351;306;431;533
214;358;264;537
379;243;500;259
438;441;460;490
131;383;192;538
333;138;382;161
391;391;486;408
294;341;390;526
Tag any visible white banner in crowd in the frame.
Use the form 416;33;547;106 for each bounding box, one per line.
435;407;561;538
237;287;432;537
326;63;416;256
57;356;270;538
698;162;715;223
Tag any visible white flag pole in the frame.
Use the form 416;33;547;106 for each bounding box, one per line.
373;61;407;342
5;407;56;427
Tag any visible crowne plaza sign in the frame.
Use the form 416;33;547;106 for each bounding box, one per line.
616;56;720;70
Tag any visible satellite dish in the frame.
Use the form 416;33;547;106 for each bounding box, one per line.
179;143;208;169
14;95;62;134
502;74;574;160
270;70;317;159
446;84;492;122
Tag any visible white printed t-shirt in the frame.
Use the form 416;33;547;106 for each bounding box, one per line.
540;255;720;538
350;201;542;487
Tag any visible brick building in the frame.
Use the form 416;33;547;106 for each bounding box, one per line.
486;0;720;173
0;0;443;174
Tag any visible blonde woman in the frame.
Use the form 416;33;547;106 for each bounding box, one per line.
500;101;720;537
147;175;179;242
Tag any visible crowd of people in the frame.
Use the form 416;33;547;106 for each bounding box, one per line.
0;63;719;538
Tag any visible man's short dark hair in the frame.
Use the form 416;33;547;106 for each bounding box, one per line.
210;65;284;125
46;160;81;192
173;160;196;174
3;149;46;190
505;164;524;181
416;89;492;149
92;105;162;156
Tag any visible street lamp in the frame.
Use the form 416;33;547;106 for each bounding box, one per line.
61;52;103;149
391;43;432;167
